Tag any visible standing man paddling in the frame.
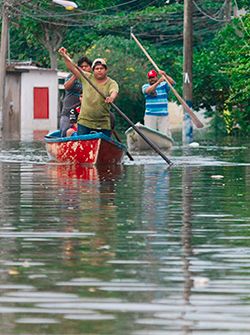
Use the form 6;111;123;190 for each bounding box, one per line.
142;69;175;136
59;47;119;137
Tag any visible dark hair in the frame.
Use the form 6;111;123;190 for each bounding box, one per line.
77;56;92;67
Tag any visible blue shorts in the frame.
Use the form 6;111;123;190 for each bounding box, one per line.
77;124;111;137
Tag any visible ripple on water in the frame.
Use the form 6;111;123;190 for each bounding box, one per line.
0;231;95;238
15;317;59;324
125;153;250;167
64;314;115;321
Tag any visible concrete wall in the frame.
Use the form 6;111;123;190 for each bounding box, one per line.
20;68;58;141
168;102;183;131
168;101;211;132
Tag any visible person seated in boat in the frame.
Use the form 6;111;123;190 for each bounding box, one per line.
59;47;119;138
142;69;175;136
60;56;92;137
66;104;81;137
66;110;116;137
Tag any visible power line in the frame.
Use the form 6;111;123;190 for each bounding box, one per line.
192;0;228;22
5;0;228;45
7;1;178;26
14;0;160;18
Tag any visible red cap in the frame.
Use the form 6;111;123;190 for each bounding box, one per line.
147;70;157;78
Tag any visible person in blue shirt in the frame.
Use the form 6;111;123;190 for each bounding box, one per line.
142;69;175;136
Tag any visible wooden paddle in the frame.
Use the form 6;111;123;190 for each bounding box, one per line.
59;49;173;166
131;32;204;129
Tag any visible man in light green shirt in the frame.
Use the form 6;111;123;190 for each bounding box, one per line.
59;48;119;137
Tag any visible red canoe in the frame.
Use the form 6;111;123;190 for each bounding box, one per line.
44;130;126;165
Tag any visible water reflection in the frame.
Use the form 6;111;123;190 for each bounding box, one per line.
181;167;194;334
46;163;124;182
0;141;250;334
44;163;124;269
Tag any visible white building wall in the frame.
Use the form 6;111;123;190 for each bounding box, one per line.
20;68;58;141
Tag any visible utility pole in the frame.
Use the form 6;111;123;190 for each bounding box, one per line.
183;0;193;144
0;0;9;138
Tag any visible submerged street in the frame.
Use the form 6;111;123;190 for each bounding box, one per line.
0;136;249;334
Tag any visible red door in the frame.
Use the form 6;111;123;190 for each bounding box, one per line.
34;87;49;119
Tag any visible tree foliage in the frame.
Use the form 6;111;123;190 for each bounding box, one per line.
193;14;250;135
5;0;231;65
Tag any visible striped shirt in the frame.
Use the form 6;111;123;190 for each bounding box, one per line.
142;81;170;116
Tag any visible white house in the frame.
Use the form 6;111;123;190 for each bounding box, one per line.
5;64;58;141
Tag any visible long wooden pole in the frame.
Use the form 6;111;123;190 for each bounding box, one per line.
131;32;204;129
60;51;173;166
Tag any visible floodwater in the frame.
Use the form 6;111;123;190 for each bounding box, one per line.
0;135;249;335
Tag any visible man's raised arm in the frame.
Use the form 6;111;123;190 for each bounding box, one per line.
58;47;81;79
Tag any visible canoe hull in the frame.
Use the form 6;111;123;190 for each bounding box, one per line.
125;122;174;151
45;131;126;165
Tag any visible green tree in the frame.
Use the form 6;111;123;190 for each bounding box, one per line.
6;0;118;67
193;14;250;135
5;0;232;67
